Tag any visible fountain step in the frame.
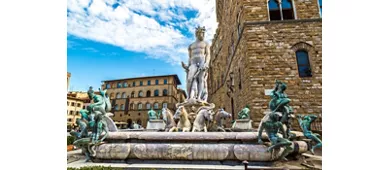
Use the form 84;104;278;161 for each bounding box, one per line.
68;159;306;170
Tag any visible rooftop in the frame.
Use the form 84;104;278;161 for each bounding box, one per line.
101;74;182;85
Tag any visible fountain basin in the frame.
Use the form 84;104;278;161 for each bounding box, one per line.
92;132;308;162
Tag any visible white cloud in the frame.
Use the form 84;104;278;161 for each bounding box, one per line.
67;0;218;65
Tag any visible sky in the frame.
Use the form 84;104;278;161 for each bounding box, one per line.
67;0;218;91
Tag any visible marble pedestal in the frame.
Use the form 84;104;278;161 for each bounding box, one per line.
232;119;253;131
146;120;166;130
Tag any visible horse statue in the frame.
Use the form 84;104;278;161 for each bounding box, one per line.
209;108;232;132
192;103;215;132
162;107;177;132
172;106;191;132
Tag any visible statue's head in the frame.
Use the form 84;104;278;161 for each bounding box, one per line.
195;26;206;41
87;86;95;99
279;83;287;92
191;106;196;111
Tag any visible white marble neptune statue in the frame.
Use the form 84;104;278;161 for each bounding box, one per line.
181;26;211;102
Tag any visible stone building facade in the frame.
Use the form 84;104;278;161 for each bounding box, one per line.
67;93;88;126
208;0;322;128
102;75;186;128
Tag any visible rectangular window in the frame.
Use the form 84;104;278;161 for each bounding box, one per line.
132;82;136;87
71;102;75;106
140;81;143;86
77;103;81;107
148;80;151;85
164;79;167;84
155;80;159;85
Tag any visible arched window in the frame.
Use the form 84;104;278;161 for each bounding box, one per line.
106;83;111;89
120;104;124;110
131;92;135;98
281;0;294;20
114;104;119;110
154;90;159;96
163;89;168;96
268;0;281;20
147;80;151;85
123;82;128;88
116;93;121;99
117;82;122;88
122;92;126;98
268;0;295;21
138;91;143;97
129;103;134;110
154;103;159;109
146;103;151;109
164;79;168;84
162;102;168;109
140;81;143;86
155;79;159;85
70;111;74;115
295;50;312;77
138;103;143;110
132;82;136;87
146;90;151;97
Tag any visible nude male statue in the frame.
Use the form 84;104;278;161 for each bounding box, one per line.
181;26;211;101
258;113;293;161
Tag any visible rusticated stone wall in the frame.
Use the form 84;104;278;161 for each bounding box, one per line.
209;0;322;129
246;20;322;128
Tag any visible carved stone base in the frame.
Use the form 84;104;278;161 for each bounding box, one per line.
232;119;253;131
146;120;166;130
93;132;308;162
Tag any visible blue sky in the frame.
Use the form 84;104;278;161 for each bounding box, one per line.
67;0;218;91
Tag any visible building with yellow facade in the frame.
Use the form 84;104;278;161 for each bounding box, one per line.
102;74;186;128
